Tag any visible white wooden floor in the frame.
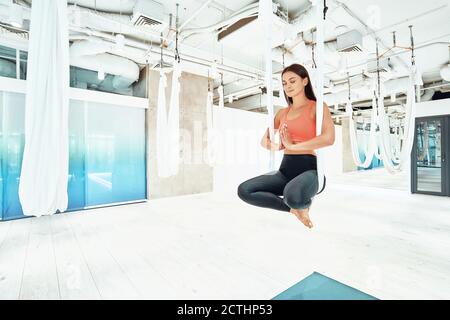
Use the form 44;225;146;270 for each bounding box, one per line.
1;172;449;300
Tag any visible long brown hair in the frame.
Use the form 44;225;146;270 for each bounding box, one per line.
281;64;316;105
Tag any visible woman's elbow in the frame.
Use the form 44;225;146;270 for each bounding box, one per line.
326;133;335;146
328;137;335;146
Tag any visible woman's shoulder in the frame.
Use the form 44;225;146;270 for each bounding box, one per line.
309;99;328;107
276;106;289;117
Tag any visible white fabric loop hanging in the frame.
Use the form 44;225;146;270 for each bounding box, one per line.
205;90;218;166
156;71;171;178
345;96;378;168
18;0;70;217
377;68;416;173
167;61;182;176
156;61;182;178
218;84;225;109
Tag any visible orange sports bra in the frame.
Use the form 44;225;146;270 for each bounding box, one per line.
279;100;317;143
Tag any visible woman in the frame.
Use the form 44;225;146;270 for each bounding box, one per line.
237;64;335;228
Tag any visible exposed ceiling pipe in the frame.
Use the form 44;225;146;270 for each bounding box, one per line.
363;3;448;39
70;26;150;50
179;2;259;41
67;0;136;14
179;0;214;32
70;40;140;87
323;75;417;106
332;0;411;75
68;5;166;43
287;2;327;41
326;40;450;76
341;87;437;114
70;26;269;82
69;34;148;65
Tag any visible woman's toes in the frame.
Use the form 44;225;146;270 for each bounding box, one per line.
293;208;313;228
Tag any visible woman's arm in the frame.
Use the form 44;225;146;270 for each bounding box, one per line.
281;103;335;151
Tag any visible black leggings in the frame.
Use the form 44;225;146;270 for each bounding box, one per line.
237;154;324;212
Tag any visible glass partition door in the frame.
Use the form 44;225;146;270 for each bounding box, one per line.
412;116;448;196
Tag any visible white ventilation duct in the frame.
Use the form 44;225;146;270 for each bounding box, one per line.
324;75;416;106
69;33;147;64
275;40;344;74
67;4;163;43
68;0;136;14
440;64;450;81
181;2;259;40
70;40;139;88
288;3;324;42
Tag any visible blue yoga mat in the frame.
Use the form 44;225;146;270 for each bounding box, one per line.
272;272;379;300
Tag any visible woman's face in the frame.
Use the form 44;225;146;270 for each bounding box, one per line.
282;71;309;99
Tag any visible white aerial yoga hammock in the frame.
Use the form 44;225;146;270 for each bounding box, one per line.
156;71;170;177
218;84;225;109
376;67;417;173
18;0;70;217
345;94;378;168
156;60;182;178
205;86;217;166
205;74;224;166
345;63;417;172
168;60;182;175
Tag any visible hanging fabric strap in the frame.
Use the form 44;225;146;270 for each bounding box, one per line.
377;67;416;173
19;0;70;217
156;70;171;177
376;25;418;174
345;95;378;168
205;84;218;166
313;0;326;194
167;60;182;176
259;0;276;171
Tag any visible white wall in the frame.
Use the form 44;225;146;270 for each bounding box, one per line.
415;98;450;118
213;106;343;194
322;124;343;176
212;106;282;194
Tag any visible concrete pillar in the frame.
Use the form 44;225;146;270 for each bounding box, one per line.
146;68;213;199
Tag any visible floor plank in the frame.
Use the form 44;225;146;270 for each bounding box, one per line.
50;214;101;300
1;170;449;300
0;219;32;299
64;213;140;299
19;216;60;300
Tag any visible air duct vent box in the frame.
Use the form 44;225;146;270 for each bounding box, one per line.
337;29;363;52
132;0;166;31
367;58;392;73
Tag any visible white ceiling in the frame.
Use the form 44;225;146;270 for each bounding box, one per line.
2;0;450;112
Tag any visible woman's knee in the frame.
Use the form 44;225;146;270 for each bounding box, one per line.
237;181;251;200
283;193;311;209
283;170;318;209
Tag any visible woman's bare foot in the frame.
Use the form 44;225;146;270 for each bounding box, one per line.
290;208;314;228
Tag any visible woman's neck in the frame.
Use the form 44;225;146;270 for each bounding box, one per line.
291;94;310;109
